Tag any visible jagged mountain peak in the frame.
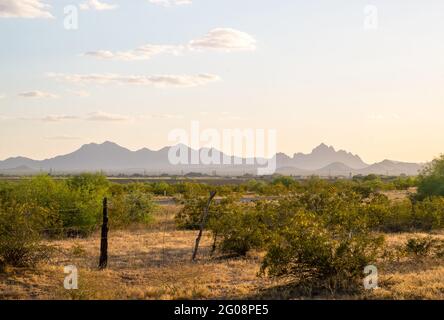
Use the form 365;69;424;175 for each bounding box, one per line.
290;144;368;170
80;141;126;150
312;143;334;152
0;142;423;176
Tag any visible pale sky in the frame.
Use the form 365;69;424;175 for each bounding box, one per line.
1;0;443;163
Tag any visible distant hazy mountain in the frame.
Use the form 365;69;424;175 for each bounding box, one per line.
0;141;424;176
276;160;423;177
277;143;368;170
0;165;36;174
358;160;423;176
316;162;356;176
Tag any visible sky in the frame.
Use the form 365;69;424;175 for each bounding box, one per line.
0;0;444;164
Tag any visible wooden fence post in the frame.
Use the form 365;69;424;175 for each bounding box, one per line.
192;191;217;262
210;231;218;256
98;197;109;270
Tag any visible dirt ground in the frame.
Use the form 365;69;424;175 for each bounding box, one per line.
2;205;444;300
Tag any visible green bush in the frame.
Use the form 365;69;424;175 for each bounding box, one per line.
393;176;417;190
0;174;159;239
177;195;271;256
0;203;51;268
110;189;156;227
175;197;210;230
4;175;106;237
412;197;444;231
209;201;270;256
261;210;384;294
151;182;172;196
417;155;444;200
404;236;437;257
361;193;392;229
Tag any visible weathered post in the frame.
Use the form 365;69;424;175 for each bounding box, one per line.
210;231;218;256
192;191;217;261
98;197;109;270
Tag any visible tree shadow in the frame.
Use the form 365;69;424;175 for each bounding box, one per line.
243;279;362;300
107;246;209;269
381;256;444;275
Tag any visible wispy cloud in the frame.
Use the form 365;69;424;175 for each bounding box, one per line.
18;112;129;123
0;94;5;99
83;45;183;61
0;0;53;18
48;72;220;88
18;90;58;99
148;0;192;7
86;111;131;122
189;28;256;52
79;0;118;11
83;28;256;61
15;112;188;123
41;115;79;122
87;112;184;122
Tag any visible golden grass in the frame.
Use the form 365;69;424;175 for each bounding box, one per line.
1;205;444;300
381;189;415;202
0;205;274;300
369;232;444;300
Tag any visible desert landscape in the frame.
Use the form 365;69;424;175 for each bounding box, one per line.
2;0;444;307
2;165;444;300
3;210;444;300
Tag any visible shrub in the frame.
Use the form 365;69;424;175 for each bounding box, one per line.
110;189;156;227
175;197;210;230
359;194;415;233
66;173;109;196
393;176;417;190
417;155;444;200
412;197;444;231
361;193;391;229
174;182;208;197
245;179;268;194
209;202;270;256
404;236;437;257
177;195;271;256
260;210;384;294
151;182;172;196
64;173;109;236
5;175;106;237
0;203;51;267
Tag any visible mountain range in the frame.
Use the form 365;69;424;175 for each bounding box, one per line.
0;142;424;176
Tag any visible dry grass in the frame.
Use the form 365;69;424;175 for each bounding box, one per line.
381;189;416;202
369;232;444;300
1;205;444;300
0;205;275;300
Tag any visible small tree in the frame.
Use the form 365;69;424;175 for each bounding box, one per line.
417;155;444;200
261;210;384;294
175;197;210;230
0;203;51;268
412;197;444;230
209;202;269;256
110;189;157;227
